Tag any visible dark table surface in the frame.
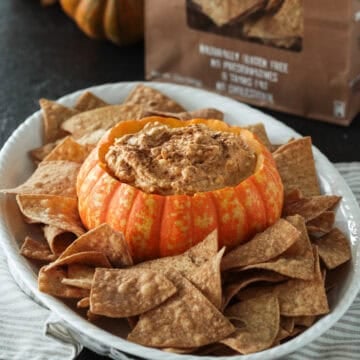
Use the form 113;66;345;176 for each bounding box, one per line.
0;1;359;360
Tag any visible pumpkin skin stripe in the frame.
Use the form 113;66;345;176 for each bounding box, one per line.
234;178;267;238
160;195;193;258
252;162;283;226
211;187;248;248
191;192;218;246
125;192;165;262
76;149;99;194
78;166;108;225
83;172;119;228
104;182;139;236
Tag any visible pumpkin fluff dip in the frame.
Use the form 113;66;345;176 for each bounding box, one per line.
77;117;284;262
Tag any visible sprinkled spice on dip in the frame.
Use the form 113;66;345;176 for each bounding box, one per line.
105;122;257;195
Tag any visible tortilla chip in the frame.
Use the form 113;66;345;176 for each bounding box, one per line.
222;271;287;310
29;139;62;163
142;108;224;121
124;84;185;113
244;123;272;150
313;228;351;269
20;236;56;262
222;294;280;354
283;195;341;222
67;264;95;281
40;99;78;143
75;129;107;146
240;215;315;280
43;225;76;255
221;219;300;271
74;91;108;112
16;194;85;236
293;315;316;327
193;0;267;26
49;251;111;270
90;268;177;318
61;278;92;290
275;246;329;316
2;161;80;198
38;265;89;298
284;188;303;206
265;0;284;11
307;211;335;235
273;137;320;197
57;223;133;267
243;0;303;47
61;104;145;138
43;137;91;163
280;316;295;333
127;269;235;348
135;229;218;277
187;247;225;309
77;297;90;308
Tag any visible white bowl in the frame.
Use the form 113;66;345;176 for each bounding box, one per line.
0;82;360;360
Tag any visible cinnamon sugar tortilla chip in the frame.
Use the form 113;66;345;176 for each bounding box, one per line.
293;315;317;327
43;225;76;256
221;219;300;271
273;246;329;316
16;194;85;236
142;108;224;121
244;123;272;150
124;84;185;113
43;137;91;163
313;228;351;269
38;265;89;298
57;223;133;267
193;0;267;26
77;297;90;309
62;278;92;290
222;294;280;354
187;247;225;309
273;137;320;197
46;251;111;270
240;215;315;280
243;0;303;47
29;139;62;163
222;271;287;310
283;195;341;222
20;236;56;262
135;229;218;277
284;188;303;206
265;0;284;11
128;269;235;348
68;264;95;281
2;161;80;198
280;316;295;333
61;104;145;138
90;268;177;318
74;91;108;112
307;211;335;235
40;99;78;143
75;129;107;146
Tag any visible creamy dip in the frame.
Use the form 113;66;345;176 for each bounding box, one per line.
105;122;256;195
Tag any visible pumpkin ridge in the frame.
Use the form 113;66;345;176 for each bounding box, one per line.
207;191;220;248
248;175;270;227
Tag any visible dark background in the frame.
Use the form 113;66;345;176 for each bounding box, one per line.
0;1;359;360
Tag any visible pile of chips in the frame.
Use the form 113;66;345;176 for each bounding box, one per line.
1;85;352;355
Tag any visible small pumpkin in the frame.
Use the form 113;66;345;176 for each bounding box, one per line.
77;117;284;262
60;0;144;45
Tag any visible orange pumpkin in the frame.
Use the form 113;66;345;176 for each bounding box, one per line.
59;0;144;45
77;117;284;262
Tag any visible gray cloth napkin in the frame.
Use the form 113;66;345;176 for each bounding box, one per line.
0;162;359;360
